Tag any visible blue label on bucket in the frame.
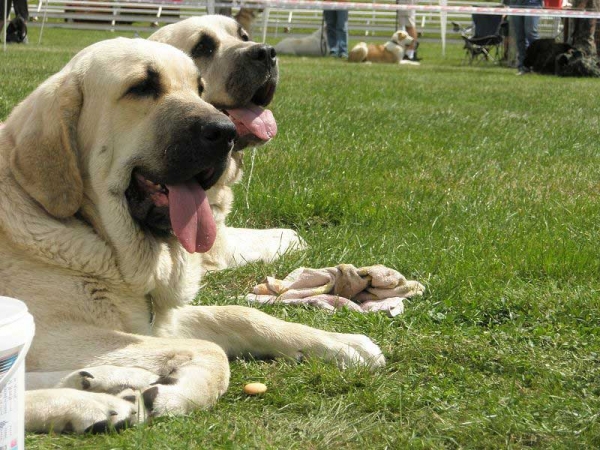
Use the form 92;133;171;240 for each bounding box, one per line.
0;348;22;377
0;355;18;377
0;346;24;450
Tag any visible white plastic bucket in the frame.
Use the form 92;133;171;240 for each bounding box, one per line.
0;297;35;450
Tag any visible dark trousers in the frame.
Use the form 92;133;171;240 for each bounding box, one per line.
1;0;29;21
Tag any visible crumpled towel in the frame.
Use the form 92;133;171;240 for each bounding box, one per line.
245;264;425;317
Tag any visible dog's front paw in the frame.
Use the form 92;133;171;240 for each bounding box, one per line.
59;365;159;394
25;389;141;433
313;333;386;369
227;227;307;267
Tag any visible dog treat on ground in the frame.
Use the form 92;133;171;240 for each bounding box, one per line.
243;382;268;395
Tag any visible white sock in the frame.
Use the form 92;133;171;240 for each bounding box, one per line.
406;49;415;59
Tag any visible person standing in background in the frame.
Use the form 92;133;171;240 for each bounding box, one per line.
214;1;232;17
570;0;600;57
396;0;420;61
0;0;28;33
324;4;349;58
510;0;543;75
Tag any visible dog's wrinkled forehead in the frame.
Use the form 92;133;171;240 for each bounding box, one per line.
72;38;201;95
196;14;248;40
185;15;252;58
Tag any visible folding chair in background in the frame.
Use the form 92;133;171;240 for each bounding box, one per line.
453;14;505;65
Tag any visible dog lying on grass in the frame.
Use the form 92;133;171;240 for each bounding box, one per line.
274;27;327;57
348;30;419;65
5;15;27;43
523;39;576;75
0;33;384;434
524;38;600;77
150;16;306;272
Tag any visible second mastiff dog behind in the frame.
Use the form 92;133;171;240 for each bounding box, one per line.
150;15;306;273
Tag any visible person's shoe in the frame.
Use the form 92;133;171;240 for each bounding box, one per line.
403;41;421;61
403;54;422;62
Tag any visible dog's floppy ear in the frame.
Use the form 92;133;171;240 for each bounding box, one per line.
8;73;83;218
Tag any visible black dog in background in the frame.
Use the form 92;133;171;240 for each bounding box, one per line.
5;15;27;43
523;39;574;74
524;38;600;77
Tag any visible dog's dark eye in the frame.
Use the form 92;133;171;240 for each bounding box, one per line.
237;24;249;42
191;34;218;59
126;68;161;99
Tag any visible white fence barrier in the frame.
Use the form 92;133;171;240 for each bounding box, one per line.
24;0;569;38
1;0;591;52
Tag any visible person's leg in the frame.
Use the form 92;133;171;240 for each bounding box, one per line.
570;0;597;56
523;15;539;48
398;7;418;59
336;10;349;57
406;25;417;50
0;0;13;32
214;3;232;17
572;18;596;56
406;2;418;53
324;10;339;56
511;15;527;72
12;0;28;20
405;23;418;60
589;18;598;57
0;0;12;41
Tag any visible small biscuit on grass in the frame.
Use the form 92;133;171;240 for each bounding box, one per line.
243;382;267;395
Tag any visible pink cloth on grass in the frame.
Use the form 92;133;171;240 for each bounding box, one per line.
246;264;425;317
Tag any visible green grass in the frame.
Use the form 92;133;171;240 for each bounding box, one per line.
2;27;600;449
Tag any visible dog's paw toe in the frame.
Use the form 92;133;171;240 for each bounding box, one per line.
80;393;140;433
59;365;158;394
312;333;386;369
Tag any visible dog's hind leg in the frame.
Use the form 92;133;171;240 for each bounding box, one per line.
348;43;368;62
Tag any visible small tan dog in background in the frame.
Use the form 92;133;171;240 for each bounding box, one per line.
348;30;419;65
234;8;263;38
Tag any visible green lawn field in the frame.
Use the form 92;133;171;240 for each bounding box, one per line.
2;26;599;449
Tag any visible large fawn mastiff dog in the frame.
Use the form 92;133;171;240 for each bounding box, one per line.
150;15;306;273
0;37;384;434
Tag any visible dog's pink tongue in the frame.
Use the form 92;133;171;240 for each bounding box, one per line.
166;180;216;253
227;105;277;141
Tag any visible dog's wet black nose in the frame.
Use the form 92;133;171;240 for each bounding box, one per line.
200;116;237;148
250;44;277;67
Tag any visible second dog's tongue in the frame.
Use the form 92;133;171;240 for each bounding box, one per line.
166;180;216;253
227;105;277;141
